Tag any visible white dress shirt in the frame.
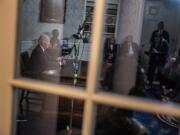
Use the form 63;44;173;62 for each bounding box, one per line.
128;42;134;55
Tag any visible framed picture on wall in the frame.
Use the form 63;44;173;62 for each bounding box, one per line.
149;6;159;15
40;0;67;23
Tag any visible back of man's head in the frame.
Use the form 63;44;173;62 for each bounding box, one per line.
52;29;59;37
38;34;51;49
158;21;164;30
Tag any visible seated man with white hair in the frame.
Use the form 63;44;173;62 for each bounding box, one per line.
27;34;61;77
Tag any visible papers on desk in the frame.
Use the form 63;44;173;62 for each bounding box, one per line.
43;69;60;76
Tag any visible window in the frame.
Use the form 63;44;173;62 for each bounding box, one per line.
1;0;180;135
84;0;119;42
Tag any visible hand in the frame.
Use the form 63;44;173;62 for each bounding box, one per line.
108;54;113;59
56;56;63;62
153;48;159;54
162;38;166;42
58;60;66;66
170;57;176;62
56;56;66;66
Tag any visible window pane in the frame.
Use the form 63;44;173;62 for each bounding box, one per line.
15;88;84;135
17;0;96;88
97;0;180;106
95;104;179;135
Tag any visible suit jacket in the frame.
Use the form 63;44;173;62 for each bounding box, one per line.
104;42;117;63
150;30;169;44
28;45;57;74
149;40;169;66
113;42;139;95
118;41;139;59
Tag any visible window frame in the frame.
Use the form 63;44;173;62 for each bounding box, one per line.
1;0;180;135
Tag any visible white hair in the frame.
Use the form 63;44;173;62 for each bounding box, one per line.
38;34;50;43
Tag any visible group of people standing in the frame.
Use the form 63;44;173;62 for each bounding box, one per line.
147;21;180;100
103;21;180;98
26;22;180;97
103;35;139;95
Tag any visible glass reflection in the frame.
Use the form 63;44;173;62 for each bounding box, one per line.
16;89;84;135
95;105;179;135
19;0;96;87
98;0;180;106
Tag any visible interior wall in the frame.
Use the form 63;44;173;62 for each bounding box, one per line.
22;0;145;60
116;0;145;44
141;0;180;56
22;0;64;41
63;0;85;39
21;0;85;55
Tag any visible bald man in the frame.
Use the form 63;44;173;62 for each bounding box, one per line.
28;35;59;75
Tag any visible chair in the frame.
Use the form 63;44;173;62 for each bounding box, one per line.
19;51;44;114
20;51;30;76
19;51;30;106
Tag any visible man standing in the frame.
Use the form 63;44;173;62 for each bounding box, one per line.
103;37;117;90
147;22;169;87
104;37;117;64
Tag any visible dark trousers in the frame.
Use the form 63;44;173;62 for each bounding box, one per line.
103;65;114;90
147;58;165;86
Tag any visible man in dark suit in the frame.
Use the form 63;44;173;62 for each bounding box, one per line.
103;37;117;90
150;21;169;45
104;37;117;63
28;34;60;76
147;22;169;87
147;33;169;86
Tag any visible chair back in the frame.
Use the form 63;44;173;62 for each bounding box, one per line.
20;51;30;76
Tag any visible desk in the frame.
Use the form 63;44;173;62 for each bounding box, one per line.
41;59;87;86
41;95;84;133
39;62;85;133
58;128;81;135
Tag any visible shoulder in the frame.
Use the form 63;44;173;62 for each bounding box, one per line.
164;30;169;34
120;42;126;48
132;42;139;50
34;45;41;50
133;42;138;46
32;45;43;54
162;39;168;45
152;30;158;34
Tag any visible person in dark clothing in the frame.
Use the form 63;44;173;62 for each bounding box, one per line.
161;49;180;99
28;35;60;77
95;106;149;135
150;21;169;45
104;37;117;63
147;23;169;87
103;37;117;90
